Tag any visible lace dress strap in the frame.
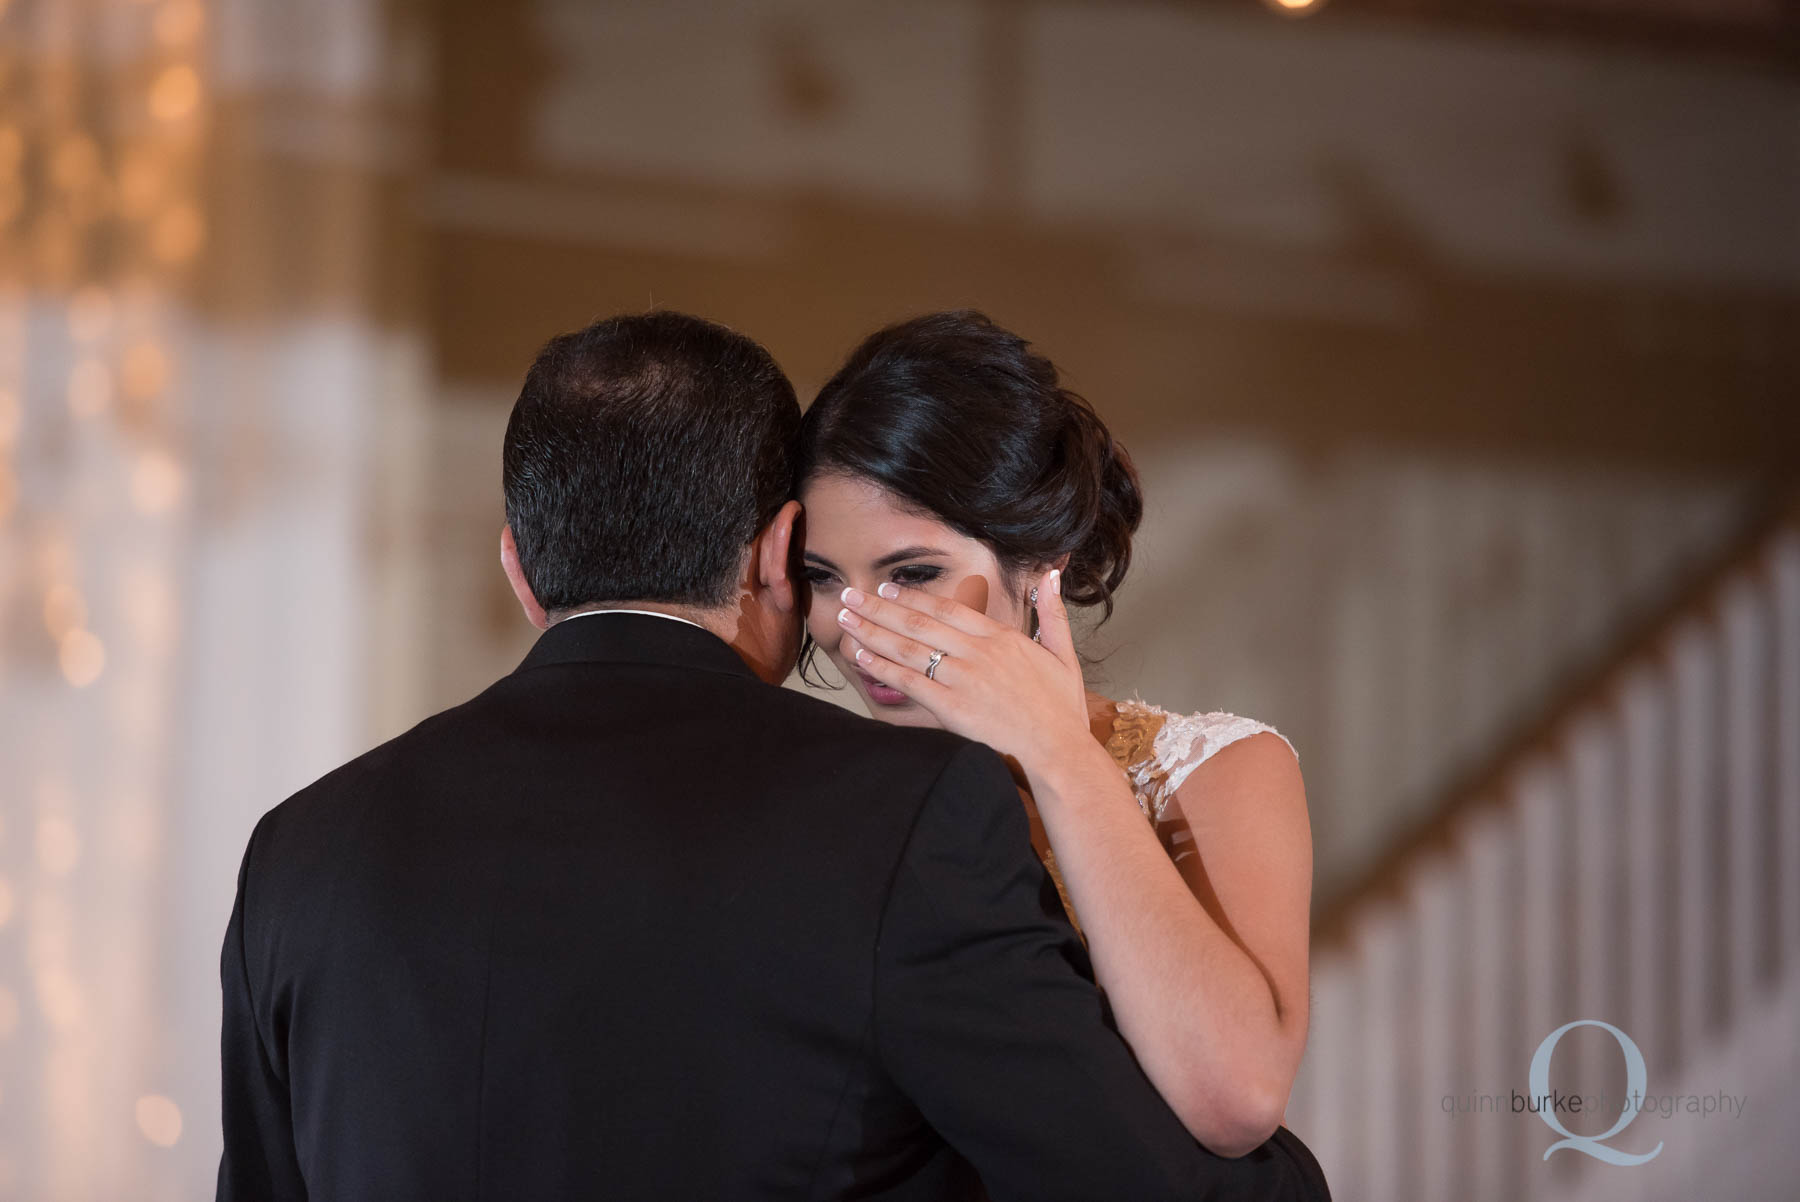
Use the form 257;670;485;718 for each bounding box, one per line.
1103;699;1298;824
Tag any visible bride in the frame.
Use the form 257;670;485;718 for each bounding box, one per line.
795;310;1314;1158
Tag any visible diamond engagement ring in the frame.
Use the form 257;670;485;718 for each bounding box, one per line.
924;648;947;681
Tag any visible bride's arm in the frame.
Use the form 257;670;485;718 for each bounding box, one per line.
835;570;1311;1156
1025;729;1312;1156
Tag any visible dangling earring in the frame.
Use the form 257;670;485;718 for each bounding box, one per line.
1028;586;1042;642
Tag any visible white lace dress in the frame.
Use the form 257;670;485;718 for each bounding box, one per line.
1041;698;1299;933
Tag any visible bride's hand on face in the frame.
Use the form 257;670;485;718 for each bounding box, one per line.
834;567;1091;770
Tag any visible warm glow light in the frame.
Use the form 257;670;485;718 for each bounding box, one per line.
1262;0;1325;12
67;359;113;418
43;583;87;640
131;448;186;513
150;204;205;264
136;1094;184;1148
154;0;204;47
122;340;170;400
36;815;82;876
59;628;106;687
0;986;18;1039
149;65;201;122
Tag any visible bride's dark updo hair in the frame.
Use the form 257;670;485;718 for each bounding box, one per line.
797;309;1142;620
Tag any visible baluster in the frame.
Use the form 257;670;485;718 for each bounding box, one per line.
1619;665;1671;1075
1462;808;1515;1202
1516;758;1572;1193
1721;577;1769;1014
1773;532;1800;968
1356;906;1408;1202
1411;857;1462;1202
1670;620;1720;1058
1569;712;1619;1108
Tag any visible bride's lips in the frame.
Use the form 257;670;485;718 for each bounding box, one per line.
855;670;911;707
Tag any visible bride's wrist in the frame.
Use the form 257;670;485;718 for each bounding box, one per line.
1019;735;1123;811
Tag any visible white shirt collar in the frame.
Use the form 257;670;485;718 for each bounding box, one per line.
554;607;710;633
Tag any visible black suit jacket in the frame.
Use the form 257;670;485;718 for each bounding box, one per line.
219;613;1329;1200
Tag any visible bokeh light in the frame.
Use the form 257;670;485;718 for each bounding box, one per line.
131;448;186;514
148;65;201;122
58;629;106;688
135;1094;184;1148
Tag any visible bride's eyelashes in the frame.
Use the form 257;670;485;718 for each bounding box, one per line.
800;563;944;590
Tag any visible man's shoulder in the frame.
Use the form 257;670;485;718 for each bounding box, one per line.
250;677;515;846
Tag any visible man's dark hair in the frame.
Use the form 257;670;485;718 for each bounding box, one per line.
503;311;800;612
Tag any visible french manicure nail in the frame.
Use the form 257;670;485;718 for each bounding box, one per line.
841;587;864;606
1050;568;1061;596
855;647;873;665
877;582;899;599
836;607;858;627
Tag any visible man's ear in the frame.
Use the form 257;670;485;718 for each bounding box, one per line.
500;525;550;630
755;500;803;614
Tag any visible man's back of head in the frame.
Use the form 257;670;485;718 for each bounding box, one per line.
499;310;805;680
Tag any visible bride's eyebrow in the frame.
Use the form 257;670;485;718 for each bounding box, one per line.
872;545;948;569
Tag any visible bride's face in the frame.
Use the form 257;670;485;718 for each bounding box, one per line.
798;473;1028;727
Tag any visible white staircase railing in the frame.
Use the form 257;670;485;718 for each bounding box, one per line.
1285;500;1800;1201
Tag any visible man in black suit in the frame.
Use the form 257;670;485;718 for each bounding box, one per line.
218;311;1329;1200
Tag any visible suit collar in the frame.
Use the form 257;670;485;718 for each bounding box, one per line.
514;610;758;681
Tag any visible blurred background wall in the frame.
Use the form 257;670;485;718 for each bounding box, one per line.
0;0;1794;1198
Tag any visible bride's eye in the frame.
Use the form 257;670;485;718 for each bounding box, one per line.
800;566;839;590
890;564;942;586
